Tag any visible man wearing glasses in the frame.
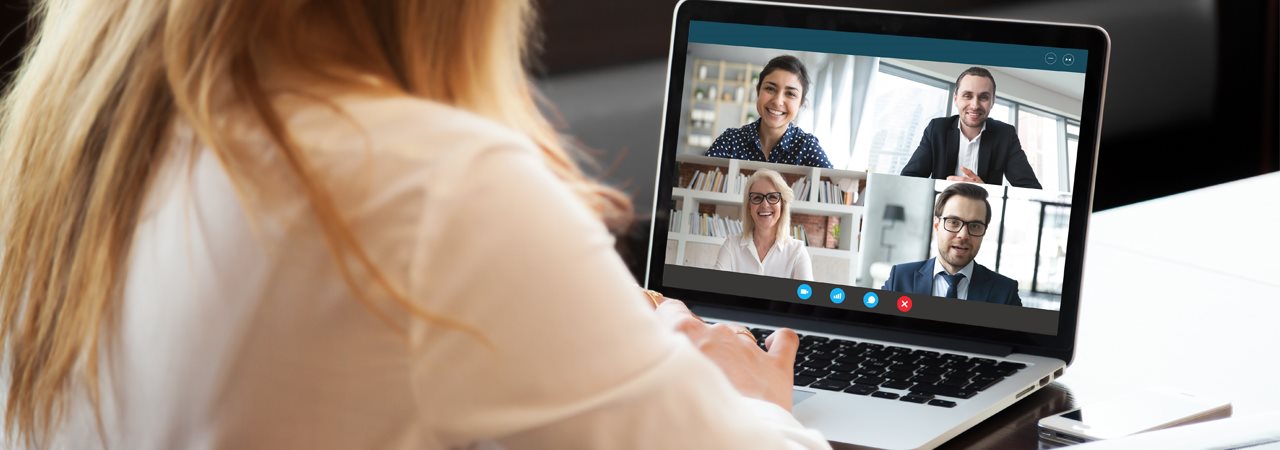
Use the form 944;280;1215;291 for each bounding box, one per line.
881;183;1023;306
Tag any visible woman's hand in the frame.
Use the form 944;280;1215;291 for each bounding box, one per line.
654;299;800;411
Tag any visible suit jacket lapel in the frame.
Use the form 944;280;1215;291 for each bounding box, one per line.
943;118;960;179
976;120;994;182
914;258;935;296
969;263;994;302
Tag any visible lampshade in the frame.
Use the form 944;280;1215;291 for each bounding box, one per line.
883;204;906;222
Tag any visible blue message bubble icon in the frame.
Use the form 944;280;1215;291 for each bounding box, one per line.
863;291;879;308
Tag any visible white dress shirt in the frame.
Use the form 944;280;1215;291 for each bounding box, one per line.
931;258;976;299
25;93;829;449
954;120;986;177
714;233;815;281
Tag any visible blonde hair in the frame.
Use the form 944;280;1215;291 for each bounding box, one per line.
0;0;632;445
740;169;794;246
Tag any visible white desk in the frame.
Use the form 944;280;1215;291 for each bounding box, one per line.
942;172;1280;449
1063;171;1280;414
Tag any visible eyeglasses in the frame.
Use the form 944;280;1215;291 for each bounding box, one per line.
748;192;783;205
939;217;987;236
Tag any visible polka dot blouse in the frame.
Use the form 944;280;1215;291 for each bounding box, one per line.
704;120;832;168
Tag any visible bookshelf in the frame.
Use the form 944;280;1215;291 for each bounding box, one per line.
684;58;760;154
667;154;867;285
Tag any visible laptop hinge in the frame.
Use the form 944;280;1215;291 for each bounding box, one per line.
690;304;1016;358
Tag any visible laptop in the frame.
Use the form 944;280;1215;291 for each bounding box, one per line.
644;1;1110;448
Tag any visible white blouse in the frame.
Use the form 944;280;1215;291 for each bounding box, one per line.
714;234;815;281
23;93;830;449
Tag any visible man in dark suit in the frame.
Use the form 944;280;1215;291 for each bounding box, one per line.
900;67;1042;189
882;183;1022;306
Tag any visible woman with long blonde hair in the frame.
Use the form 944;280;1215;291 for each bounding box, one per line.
714;169;815;281
0;1;828;448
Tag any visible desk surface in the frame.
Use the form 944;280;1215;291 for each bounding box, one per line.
940;171;1280;449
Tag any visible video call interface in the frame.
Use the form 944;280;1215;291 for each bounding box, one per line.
661;21;1090;335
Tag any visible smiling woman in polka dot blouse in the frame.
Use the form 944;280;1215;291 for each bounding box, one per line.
704;55;833;169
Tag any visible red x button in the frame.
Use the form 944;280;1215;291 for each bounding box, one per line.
897;295;913;312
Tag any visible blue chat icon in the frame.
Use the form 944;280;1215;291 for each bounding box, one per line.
863;292;879;308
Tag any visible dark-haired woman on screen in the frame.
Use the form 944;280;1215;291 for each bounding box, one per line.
705;55;833;168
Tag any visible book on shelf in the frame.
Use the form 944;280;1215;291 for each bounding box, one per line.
790;176;809;202
791;224;808;245
686;212;743;239
684;168;738;193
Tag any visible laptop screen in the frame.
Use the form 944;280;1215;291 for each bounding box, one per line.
648;1;1109;351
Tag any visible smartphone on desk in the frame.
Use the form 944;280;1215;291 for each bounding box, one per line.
1037;388;1232;446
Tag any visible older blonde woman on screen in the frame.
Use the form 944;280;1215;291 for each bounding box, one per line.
714;170;815;281
0;1;828;449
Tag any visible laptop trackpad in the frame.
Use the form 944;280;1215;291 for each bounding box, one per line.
793;389;816;405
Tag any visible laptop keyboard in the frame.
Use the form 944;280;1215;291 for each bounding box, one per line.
749;328;1026;408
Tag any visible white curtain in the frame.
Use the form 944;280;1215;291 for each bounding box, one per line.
798;55;879;170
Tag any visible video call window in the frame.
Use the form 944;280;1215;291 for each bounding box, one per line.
667;35;1087;317
924;184;1071;310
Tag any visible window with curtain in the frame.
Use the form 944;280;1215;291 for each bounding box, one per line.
1066;121;1080;191
1016;106;1062;191
853;64;949;174
1034;203;1071;295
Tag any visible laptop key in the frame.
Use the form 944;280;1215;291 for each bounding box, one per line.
828;362;858;373
800;359;831;370
807;351;838;361
853;376;886;386
928;399;958;408
793;375;817;387
833;356;863;366
995;361;1027;371
910;383;976;399
909;374;943;384
831;338;859;347
800;336;829;346
798;368;830;379
968;376;1003;391
844;384;877;395
993;367;1019;377
884;370;916;381
899;395;931;404
813;343;843;353
854;343;884;352
871;391;900;400
810;379;851;391
918;367;949;376
854;369;885;380
881;380;913;390
826;372;856;382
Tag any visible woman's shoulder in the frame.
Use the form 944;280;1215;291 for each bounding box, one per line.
785;237;811;252
280;93;537;164
788;124;820;144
